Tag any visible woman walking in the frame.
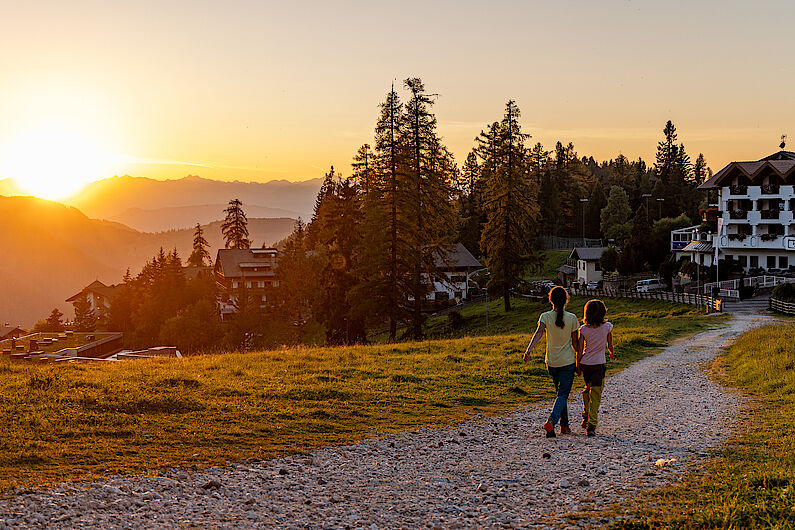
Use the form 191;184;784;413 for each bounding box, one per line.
523;286;579;438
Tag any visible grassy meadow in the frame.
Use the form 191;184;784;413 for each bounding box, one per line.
0;299;722;493
615;323;795;528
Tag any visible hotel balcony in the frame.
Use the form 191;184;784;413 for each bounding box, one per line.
729;184;748;195
761;183;781;195
719;233;794;250
729;209;748;220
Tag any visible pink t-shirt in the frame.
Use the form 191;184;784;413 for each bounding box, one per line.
578;321;613;365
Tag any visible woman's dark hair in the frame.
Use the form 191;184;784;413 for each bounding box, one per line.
583;299;607;327
548;286;569;328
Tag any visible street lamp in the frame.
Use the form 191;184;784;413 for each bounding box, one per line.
641;193;651;224
656;198;665;219
579;198;589;247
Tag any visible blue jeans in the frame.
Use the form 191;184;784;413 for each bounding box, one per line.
547;363;576;426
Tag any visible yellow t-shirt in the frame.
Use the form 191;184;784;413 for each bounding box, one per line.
539;310;578;367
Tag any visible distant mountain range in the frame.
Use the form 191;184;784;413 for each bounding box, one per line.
66;174;322;223
110;203;302;233
0;196;297;329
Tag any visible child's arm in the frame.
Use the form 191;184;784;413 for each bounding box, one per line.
607;330;614;359
575;331;583;375
523;322;546;362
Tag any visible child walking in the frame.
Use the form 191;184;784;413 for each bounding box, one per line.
576;299;614;437
523;286;579;438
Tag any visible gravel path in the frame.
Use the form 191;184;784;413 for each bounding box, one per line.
0;314;773;529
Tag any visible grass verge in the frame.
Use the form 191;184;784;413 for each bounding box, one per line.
611;322;795;528
0;302;721;493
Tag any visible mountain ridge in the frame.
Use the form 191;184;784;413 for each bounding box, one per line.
65;174;322;221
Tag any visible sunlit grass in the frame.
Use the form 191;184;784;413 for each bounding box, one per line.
0;302;722;493
614;323;795;528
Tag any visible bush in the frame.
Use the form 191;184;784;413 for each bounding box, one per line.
447;311;465;330
772;282;795;302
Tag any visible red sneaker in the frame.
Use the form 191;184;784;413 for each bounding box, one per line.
544;420;556;438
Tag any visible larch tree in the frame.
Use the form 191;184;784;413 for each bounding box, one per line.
351;144;375;195
188;223;211;267
478;100;539;312
353;84;409;342
400;77;457;339
221;198;250;249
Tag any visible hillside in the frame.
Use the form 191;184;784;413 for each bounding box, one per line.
0;304;721;491
66;174;322;223
0;196;296;328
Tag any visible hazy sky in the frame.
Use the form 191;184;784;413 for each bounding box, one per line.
1;0;794;192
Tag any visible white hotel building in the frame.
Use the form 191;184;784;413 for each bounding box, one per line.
697;151;795;272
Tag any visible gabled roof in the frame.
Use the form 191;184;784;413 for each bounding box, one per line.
215;248;279;278
698;151;795;189
570;247;607;261
0;325;24;338
65;281;121;302
434;243;483;269
557;264;576;275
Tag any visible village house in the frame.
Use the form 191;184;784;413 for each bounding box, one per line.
65;280;121;325
557;247;607;287
429;243;483;302
214;248;280;320
697;151;795;272
0;325;24;341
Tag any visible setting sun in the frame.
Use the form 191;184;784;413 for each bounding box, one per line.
0;125;112;200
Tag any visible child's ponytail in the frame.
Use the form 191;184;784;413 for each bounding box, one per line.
548;286;569;329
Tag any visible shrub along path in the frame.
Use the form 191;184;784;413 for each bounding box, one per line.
0;314;771;528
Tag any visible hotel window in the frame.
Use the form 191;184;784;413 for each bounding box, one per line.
750;256;759;268
246;281;252;288
780;256;789;269
232;281;238;289
767;256;776;269
737;255;747;268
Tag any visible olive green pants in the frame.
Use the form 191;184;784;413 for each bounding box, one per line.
581;364;606;427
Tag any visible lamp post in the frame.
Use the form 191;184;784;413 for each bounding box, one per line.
656;198;665;219
641;193;651;224
579;198;589;247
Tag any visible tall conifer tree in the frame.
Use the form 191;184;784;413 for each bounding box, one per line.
222;198;250;249
478;101;539;311
188;223;211;267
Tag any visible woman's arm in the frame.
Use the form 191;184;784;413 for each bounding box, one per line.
575;332;584;364
607;330;614;359
523;322;546;362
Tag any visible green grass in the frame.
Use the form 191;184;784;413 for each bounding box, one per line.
0;301;722;493
524;249;570;281
613;323;795;528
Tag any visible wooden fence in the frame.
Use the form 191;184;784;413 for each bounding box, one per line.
567;287;722;312
770;298;795;316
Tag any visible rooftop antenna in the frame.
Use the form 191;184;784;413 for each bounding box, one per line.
780;134;787;150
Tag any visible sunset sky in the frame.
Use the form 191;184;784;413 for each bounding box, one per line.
1;0;794;199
